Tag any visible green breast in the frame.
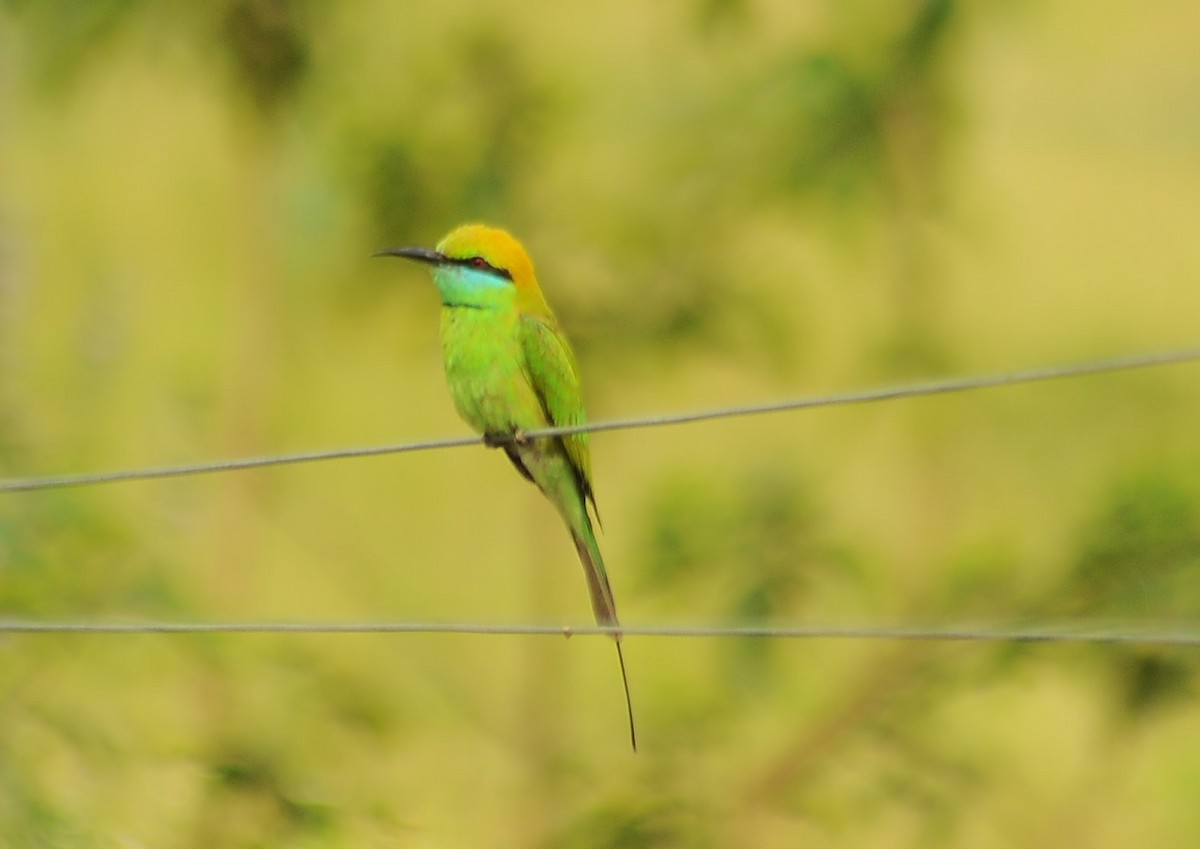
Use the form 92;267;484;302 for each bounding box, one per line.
440;306;545;436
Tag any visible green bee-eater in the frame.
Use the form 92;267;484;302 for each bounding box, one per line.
377;224;636;750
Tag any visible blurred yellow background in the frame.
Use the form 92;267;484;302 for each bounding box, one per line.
3;0;1200;846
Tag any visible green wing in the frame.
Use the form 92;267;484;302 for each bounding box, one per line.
519;313;597;511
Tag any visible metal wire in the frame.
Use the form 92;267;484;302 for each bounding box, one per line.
2;346;1198;493
2;619;1199;646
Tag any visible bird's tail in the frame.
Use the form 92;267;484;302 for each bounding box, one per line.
571;518;620;630
571;517;637;752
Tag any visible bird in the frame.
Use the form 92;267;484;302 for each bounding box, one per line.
376;224;636;750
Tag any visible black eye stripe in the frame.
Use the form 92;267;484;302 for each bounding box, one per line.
453;256;513;280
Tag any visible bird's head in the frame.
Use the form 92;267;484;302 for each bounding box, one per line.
376;224;549;313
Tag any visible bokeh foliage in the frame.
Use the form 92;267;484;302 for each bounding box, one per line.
3;0;1200;846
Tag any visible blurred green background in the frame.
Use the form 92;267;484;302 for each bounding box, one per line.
3;0;1200;846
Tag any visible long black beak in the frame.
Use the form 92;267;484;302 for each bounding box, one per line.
373;246;446;265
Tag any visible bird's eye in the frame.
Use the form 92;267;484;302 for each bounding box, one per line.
468;257;489;270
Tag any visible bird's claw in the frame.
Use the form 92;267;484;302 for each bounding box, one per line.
483;430;530;448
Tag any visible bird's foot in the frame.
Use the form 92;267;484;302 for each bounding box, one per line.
483;429;531;448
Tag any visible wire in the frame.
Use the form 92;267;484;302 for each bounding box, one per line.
0;437;480;493
2;345;1198;494
2;619;1199;646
